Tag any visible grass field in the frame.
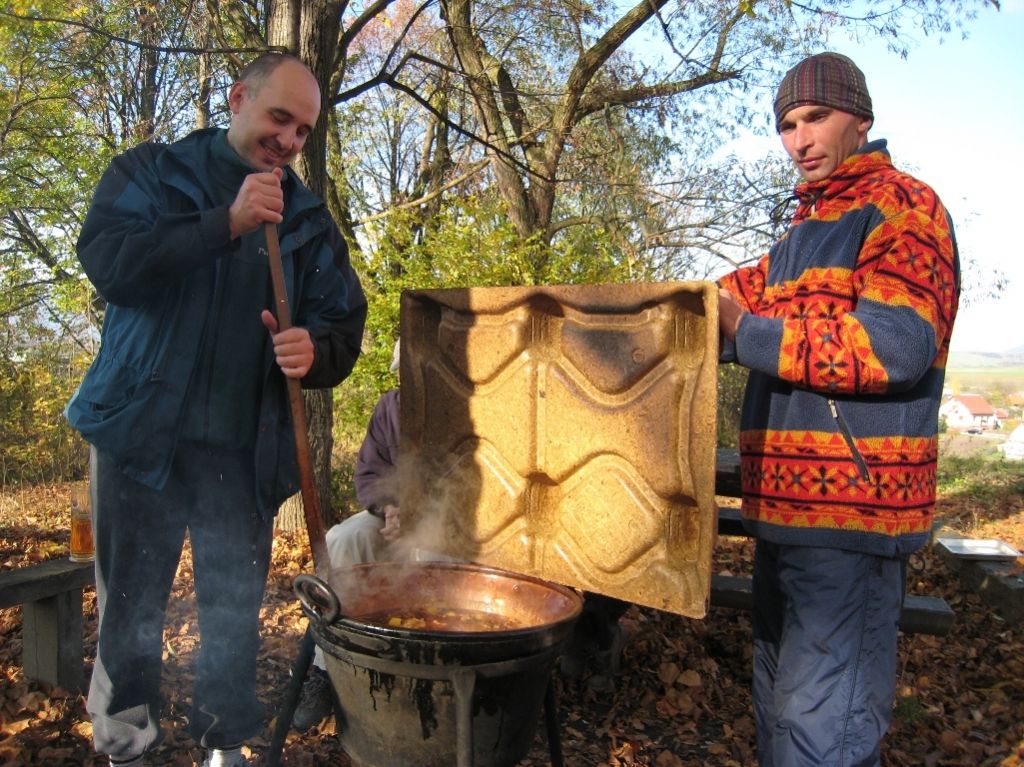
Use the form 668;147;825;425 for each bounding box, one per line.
945;366;1024;390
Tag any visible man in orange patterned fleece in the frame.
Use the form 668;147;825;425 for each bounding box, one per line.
717;52;959;767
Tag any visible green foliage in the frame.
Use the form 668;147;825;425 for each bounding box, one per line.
360;195;636;293
717;364;748;448
893;694;930;726
329;447;360;519
335;194;641;437
936;453;1024;505
0;330;90;485
0;6;102;320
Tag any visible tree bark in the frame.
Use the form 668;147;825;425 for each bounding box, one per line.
439;0;738;252
276;389;335;532
269;0;345;532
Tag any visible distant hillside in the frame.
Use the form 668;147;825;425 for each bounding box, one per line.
948;349;1024;370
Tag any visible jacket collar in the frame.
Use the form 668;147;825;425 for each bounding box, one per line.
793;138;892;214
159;128;322;221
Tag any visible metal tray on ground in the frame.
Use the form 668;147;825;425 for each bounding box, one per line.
936;537;1021;561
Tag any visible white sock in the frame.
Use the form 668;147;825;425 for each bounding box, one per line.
206;747;243;767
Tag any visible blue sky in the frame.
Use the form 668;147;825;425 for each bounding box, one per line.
714;1;1024;354
840;0;1024;354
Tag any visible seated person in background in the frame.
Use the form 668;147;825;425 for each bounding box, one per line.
325;350;401;567
293;341;401;732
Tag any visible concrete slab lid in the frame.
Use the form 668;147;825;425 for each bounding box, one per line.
397;282;719;618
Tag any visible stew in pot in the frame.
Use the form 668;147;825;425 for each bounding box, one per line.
356;605;523;633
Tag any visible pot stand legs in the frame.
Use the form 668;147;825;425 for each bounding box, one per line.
449;665;564;767
543;679;564;767
266;626;316;767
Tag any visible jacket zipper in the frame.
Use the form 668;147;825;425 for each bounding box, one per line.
828;398;872;483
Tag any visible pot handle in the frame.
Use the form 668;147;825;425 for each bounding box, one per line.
294;573;340;624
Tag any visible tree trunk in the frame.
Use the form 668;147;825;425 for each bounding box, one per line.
268;0;344;533
195;28;212;129
136;8;160;142
275;389;335;532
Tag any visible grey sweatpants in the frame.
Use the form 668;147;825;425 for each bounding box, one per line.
87;443;274;761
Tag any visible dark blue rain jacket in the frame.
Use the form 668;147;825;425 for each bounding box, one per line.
66;129;367;516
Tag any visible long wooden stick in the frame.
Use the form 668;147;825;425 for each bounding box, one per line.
265;222;329;578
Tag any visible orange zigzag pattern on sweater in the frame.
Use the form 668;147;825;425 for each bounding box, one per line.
738;430;937;537
750;266;890;392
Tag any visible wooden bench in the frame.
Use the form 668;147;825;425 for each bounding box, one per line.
709;450;954;636
709;570;955;636
0;558;95;692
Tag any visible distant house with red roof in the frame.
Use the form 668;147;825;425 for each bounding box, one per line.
939;394;1000;431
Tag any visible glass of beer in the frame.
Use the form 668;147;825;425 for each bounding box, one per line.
69;481;95;563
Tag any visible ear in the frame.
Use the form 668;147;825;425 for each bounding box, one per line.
227;81;246;115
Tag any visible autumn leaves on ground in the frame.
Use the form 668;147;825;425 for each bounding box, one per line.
2;452;1023;767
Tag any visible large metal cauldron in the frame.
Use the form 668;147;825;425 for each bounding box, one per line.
294;562;583;767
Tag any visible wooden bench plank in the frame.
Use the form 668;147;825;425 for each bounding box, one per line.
716;506;745;538
715;448;742;498
709;574;955;636
897;595;956;636
0;559;95;692
23;590;86;692
0;558;95;609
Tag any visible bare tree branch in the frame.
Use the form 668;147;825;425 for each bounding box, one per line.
0;9;276;55
354;158;488;226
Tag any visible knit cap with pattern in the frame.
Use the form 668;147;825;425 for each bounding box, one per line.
773;52;873;130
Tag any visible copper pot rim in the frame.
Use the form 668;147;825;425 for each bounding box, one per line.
316;560;584;641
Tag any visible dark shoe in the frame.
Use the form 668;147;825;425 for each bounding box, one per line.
558;643;589;680
558;620;599;681
591;622;628;676
585;623;630;693
293;666;334;732
559;617;630;684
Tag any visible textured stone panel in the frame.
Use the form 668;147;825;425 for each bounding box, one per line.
399;282;718;617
